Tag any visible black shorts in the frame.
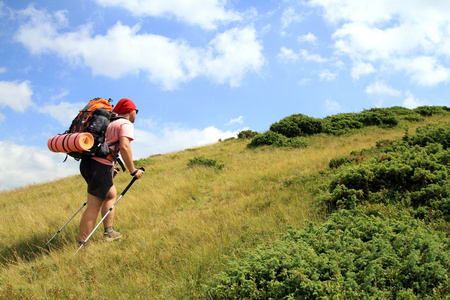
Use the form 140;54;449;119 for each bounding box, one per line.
80;158;114;200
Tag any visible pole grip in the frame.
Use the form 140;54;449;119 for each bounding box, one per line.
124;167;144;193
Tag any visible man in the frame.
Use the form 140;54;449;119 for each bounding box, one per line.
78;98;144;245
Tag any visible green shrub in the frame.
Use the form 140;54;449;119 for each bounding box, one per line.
402;114;425;122
385;106;414;116
203;209;450;299
329;155;365;169
265;106;445;141
322;113;363;135
322;109;399;135
406;122;450;149
238;130;259;139
384;105;424;122
324;141;450;221
360;109;399;127
247;132;309;149
414;106;448;116
248;131;289;148
187;156;224;170
270;114;323;137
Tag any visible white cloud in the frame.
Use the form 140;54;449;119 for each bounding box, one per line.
0;80;33;112
278;48;328;64
310;0;450;86
0;67;6;73
0;141;79;191
319;69;337;81
299;49;329;63
0;1;7;17
132;124;240;158
225;115;244;126
351;61;375;79
281;7;302;35
38;101;86;126
14;6;263;90
95;0;242;30
324;99;342;113
278;47;299;62
204;27;264;87
298;32;317;44
51;89;70;101
365;81;401;97
394;56;450;86
402;91;426;109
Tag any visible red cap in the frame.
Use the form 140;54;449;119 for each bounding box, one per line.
113;98;136;114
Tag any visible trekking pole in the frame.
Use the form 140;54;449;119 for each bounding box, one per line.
75;168;144;255
44;201;87;247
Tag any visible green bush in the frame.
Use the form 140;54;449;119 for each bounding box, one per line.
325;145;450;219
188;156;224;170
204;115;450;300
203;209;450;299
247;132;309;149
248;131;290;148
321;109;399;135
238;130;259;139
414;106;448;116
360;108;399;127
385;106;414;116
265;106;445;140
329;155;365;169
270;114;323;137
324;124;450;221
406;122;450;149
322;113;363;135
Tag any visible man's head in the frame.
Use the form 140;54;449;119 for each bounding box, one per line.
113;98;138;123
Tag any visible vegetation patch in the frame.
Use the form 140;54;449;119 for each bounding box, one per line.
247;131;308;149
203;109;450;299
238;130;260;139
414;105;450;116
323;123;450;222
270;113;323;137
188;156;224;170
249;106;449;148
204;209;450;299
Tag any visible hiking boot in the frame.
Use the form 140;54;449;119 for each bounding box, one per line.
103;230;123;242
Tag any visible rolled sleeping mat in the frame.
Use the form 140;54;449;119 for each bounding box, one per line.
48;132;95;153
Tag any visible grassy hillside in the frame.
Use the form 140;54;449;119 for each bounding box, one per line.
1;111;449;299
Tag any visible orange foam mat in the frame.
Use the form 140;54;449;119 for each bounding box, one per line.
48;132;94;153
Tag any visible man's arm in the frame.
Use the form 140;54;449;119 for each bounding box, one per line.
119;136;144;178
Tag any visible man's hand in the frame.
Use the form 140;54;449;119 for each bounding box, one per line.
113;168;119;178
131;168;145;179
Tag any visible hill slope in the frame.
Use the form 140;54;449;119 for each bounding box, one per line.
1;112;449;299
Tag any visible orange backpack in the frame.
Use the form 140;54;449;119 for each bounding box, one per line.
69;98;113;134
56;98;125;170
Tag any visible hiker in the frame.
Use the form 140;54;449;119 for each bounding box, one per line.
78;98;144;245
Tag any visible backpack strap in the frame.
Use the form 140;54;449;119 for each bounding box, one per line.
107;140;126;172
72;111;89;133
105;116;128;172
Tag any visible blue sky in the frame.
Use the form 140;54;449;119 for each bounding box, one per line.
1;0;449;191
